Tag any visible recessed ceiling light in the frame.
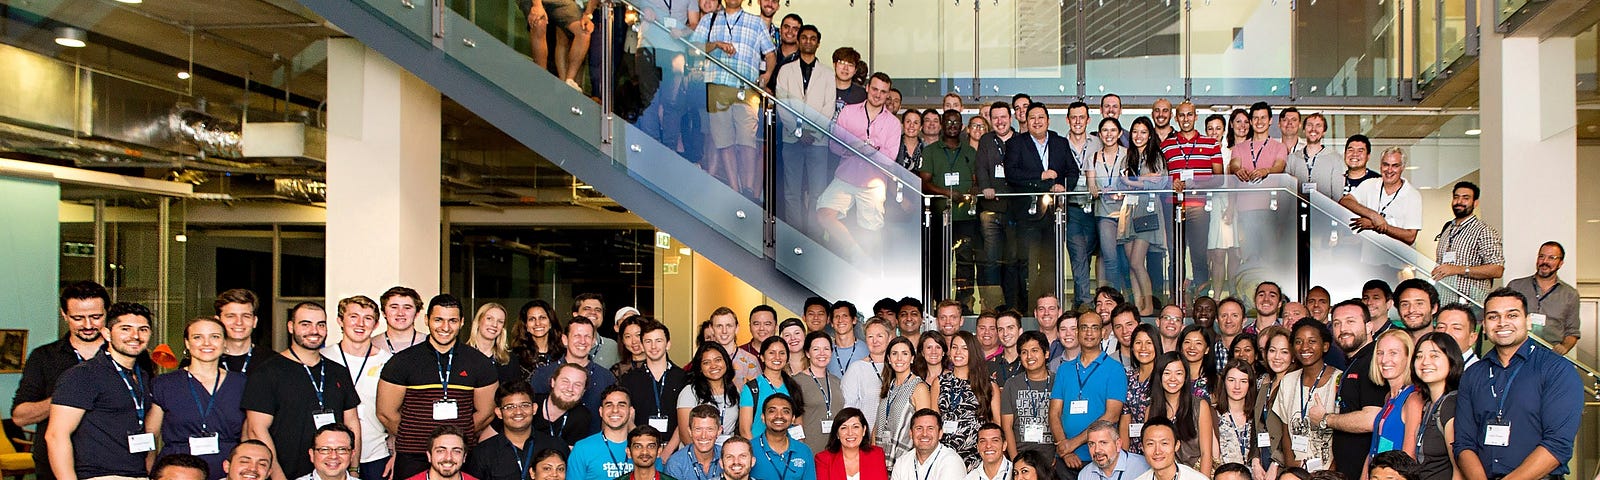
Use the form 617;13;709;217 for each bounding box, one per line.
1464;128;1481;136
1587;219;1600;223
177;71;191;80
115;0;143;3
54;27;87;48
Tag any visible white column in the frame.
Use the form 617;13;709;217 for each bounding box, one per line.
1478;25;1577;280
324;38;442;335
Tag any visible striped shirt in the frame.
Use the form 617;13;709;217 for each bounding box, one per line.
378;342;499;454
1432;215;1504;303
1160;132;1222;206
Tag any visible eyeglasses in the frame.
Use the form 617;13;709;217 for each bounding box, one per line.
313;447;353;456
500;402;535;411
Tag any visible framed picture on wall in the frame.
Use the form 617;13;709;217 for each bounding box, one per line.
0;329;27;373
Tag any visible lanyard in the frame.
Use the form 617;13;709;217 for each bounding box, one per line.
710;11;741;42
1220;412;1250;460
757;436;797;479
542;398;568;437
1248;139;1266;170
1073;140;1089;170
510;436;537;480
1376;185;1402;216
339;343;374;383
651;367;670;413
605;438;627;471
1443;217;1475;252
916;448;943;480
1414;391;1453;461
1535;281;1559;306
289;350;328;409
234;350;253;373
863;105;885;139
1096;150;1117;189
387;331;418;353
1304;145;1323;173
1034;138;1050;169
1074;355;1105;398
185;369;223;431
807;371;833;415
436;347;456;399
834;343;859;373
1298;364;1329;422
1489;360;1526;420
111;359;147;427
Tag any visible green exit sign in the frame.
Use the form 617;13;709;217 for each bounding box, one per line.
62;242;95;257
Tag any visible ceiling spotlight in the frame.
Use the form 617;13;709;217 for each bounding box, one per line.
177;71;191;79
1464;128;1481;136
54;27;87;48
115;0;144;3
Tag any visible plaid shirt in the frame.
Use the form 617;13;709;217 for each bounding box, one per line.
1433;215;1504;303
689;9;774;88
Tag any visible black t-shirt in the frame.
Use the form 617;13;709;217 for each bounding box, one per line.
51;353;153;479
241;353;360;479
1332;342;1387;480
618;364;688;436
379;342;500;454
529;393;596;445
1345;169;1381;193
15;338;88;477
181;344;273;374
835;85;866;112
464;432;570;480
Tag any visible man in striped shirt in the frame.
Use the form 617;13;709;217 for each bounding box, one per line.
1159;101;1222;294
376;294;500;480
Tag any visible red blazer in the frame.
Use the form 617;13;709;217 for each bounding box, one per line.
814;446;889;480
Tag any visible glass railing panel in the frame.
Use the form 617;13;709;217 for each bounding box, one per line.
1082;0;1183;97
1440;0;1471;69
1497;0;1529;26
1187;0;1292;97
976;2;1078;100
1416;0;1442;85
437;6;605;146
1294;0;1401;97
1171;174;1303;303
1088;176;1179;314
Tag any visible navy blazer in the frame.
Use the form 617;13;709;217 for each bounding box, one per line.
1003;130;1079;193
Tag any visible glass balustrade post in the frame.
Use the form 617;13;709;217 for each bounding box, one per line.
1053;195;1067;305
600;0;615;145
1172;187;1187;309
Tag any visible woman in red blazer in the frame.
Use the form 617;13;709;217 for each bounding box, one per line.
814;407;889;480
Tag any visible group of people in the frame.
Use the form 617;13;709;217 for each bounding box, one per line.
12;248;1586;480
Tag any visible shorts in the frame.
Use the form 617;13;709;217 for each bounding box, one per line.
520;0;584;28
816;178;886;230
706;83;760;148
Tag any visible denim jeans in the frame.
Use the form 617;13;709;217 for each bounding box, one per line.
979;210;1008;285
1095;216;1130;292
779;141;830;235
1065;205;1098;307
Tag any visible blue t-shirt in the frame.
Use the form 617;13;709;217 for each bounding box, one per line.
567;434;633;480
51;353;154;479
750;434;818;480
738;376;791;438
829;340;869;377
1049;352;1128;461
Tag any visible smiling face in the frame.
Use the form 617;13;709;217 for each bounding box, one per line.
1374;333;1410;383
922;112;942;137
806;336;834;369
804;304;829;332
1034;296;1061;329
599;391;632;431
689;415;720;454
1205;118;1227;141
1159;359;1186;395
1217;301;1244;336
549;366;587;409
62;297;106;343
340;304;379;344
1397;288;1437;332
1378;151;1405;185
1180;331;1207;364
563;321;596;359
1098;120;1122;147
838;415;866;449
496;392;535;431
428;434;466;478
749;311;777;342
1413;340;1450;386
833;307;857;337
910;414;942;454
997;315;1021;348
888;342;914;374
976;315;998;350
185;321;226;363
224;442;273;480
948;335;971;368
781;325;806;352
898;305;923;334
936;305;962;337
902;113;922;139
1483;295;1529;349
621;323;644;357
920;336;945;367
711;313;738;346
1306;290;1331;321
1292;326;1328;367
288;307;328;351
533;455;566;480
1158;306;1184;340
641;329;668;363
1151;99;1173;128
1254;285;1282;317
1230;340;1257;366
310;430;354;478
427;305;463;346
476;307;506;345
524;306;553;339
761;341;789;373
1330;304;1370;353
1112;312;1138;348
1019;337;1046;374
762;396;794;432
1087;426;1119;470
1067;106;1089;136
721;440;753;480
1132;330;1157;366
977;427;1005;464
697;348;728;382
864;323;890;355
1265;333;1293;374
218;302;258;343
383;297;418;333
105;314;152;358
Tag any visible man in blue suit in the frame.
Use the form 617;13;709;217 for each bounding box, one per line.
1004;103;1079;306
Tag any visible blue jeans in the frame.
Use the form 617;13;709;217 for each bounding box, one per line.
1065;205;1097;307
1096;216;1130;292
979;210;1007;285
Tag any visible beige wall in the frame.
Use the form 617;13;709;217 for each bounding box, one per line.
654;236;797;364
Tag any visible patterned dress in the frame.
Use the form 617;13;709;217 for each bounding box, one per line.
1217;410;1253;464
936;372;982;468
878;374;923;472
1122;369;1152;454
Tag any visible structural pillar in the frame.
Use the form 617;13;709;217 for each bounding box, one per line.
324;38;442;334
1478;23;1577;280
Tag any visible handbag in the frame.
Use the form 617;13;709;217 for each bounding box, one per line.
1131;210;1161;233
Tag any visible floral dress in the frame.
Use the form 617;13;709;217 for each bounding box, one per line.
937;372;982;468
1122;369;1152;454
1217;409;1253;464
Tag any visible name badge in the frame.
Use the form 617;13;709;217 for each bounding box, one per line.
1485;423;1511;447
1306;457;1325;471
433;399;459;420
1123;195;1139;207
1291;435;1310;453
1256;432;1272;448
313;409;337;428
649;416;669;432
1021;424;1045;443
1128;422;1144;439
1180;170;1195;182
1442;251;1458;264
787;425;806;440
821;420;834;431
662;17;681;29
943;420;958;432
1529;313;1547;328
994;165;1006;178
1076;176;1088;190
1302;182;1316;194
128;432;156;454
944;172;961;187
190;433;221;456
1069;400;1089;415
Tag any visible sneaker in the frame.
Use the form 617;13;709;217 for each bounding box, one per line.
565;79;582;91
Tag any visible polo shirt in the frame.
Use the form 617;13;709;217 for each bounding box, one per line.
1454;340;1583;477
1332;343;1387;480
1049;352;1127;461
618;363;688;437
463;432;570;480
1229;139;1289;211
1506;276;1580;345
1432;216;1504;303
1160;132;1222;208
14;337;96;480
964;459;1012;480
920;141;980;221
568;433;635;480
529;358;618;432
889;444;965;480
378;342;499;455
241;353;361;479
51;352;153;479
1077;451;1151;480
750;434;817;480
663;445;722;480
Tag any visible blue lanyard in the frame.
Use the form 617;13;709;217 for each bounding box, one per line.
289;350;328;409
111;359;147;427
834;343;859;373
1074;355;1105;398
436;347;456;399
916;449;944;480
542;397;568;437
1489;360;1526;421
185;370;223;431
1298;365;1329;422
510;436;537;480
807;371;833;414
651;367;669;413
605;438;626;471
757;436;797;479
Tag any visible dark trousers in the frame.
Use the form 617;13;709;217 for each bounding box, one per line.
392;452;431;480
359;456;391;480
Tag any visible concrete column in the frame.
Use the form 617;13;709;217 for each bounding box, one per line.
324;38;442;338
1478;24;1577;280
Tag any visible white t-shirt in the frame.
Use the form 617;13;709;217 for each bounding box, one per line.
1132;465;1209;480
321;343;394;463
965;459;1013;480
1349;178;1422;231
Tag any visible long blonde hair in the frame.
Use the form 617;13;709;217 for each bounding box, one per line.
468;303;511;364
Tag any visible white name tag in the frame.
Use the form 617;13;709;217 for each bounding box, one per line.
662;17;681;29
787;425;806;440
1128;423;1144;438
1441;251;1458;263
190;433;220;456
128;432;156;453
943;420;958;432
1302;182;1316;194
1256;432;1271;448
1022;424;1045;443
1291;435;1310;453
1123;195;1139;207
994;165;1006;178
313;410;337;428
1069;400;1089;415
1530;313;1547;328
433;399;459;420
649;416;669;432
1485;424;1511;447
1306;457;1325;471
944;172;961;187
1181;170;1195;182
821;420;833;431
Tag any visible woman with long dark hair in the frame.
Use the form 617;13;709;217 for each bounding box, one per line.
676;342;739;441
512;300;564;378
913;333;948;388
1120;116;1171;315
1406;332;1463;480
1216;359;1260;466
814;408;888;480
877;336;931;471
932;331;998;468
1254;325;1296;480
1178;325;1217;399
739;336;806;439
1087;116;1130;295
1121;323;1163;452
1148;351;1215;473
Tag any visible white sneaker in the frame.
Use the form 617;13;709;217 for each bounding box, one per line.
565;79;582;91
